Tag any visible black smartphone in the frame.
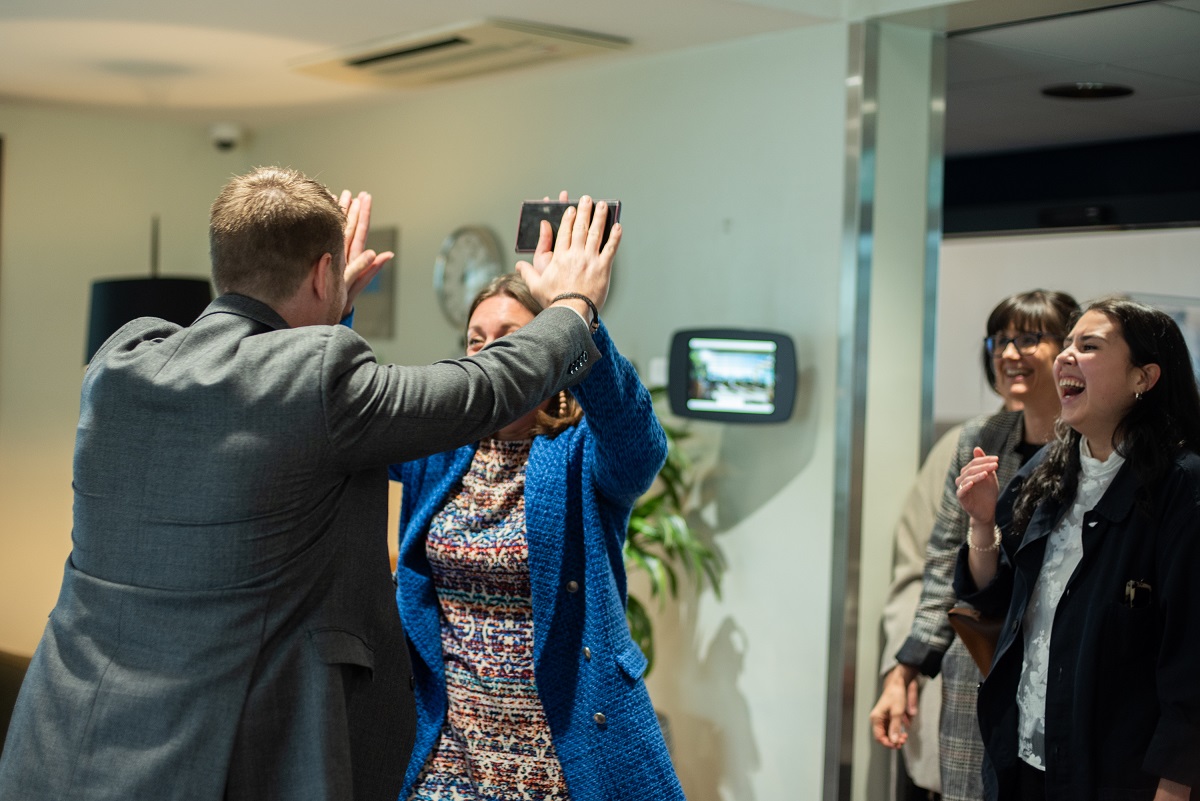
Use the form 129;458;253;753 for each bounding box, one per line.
515;199;621;253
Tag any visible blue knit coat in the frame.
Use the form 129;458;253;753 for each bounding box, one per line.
390;324;687;800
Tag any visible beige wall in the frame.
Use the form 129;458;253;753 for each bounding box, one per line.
0;104;243;650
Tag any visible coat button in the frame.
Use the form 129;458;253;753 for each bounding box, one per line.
593;712;607;726
583;646;592;660
566;580;579;593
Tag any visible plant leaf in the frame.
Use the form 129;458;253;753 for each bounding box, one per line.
622;407;726;671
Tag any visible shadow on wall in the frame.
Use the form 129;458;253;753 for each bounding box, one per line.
713;362;817;529
663;616;758;801
643;359;814;797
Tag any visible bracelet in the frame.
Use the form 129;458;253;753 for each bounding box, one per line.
967;525;1003;553
550;292;600;334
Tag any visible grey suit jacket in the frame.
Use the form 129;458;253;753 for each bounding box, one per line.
0;294;599;801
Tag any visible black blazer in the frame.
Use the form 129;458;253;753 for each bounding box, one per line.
956;447;1200;801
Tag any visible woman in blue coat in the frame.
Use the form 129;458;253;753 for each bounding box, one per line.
390;273;685;800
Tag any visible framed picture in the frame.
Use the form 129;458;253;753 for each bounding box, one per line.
354;227;398;340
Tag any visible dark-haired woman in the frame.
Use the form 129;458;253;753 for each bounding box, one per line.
955;297;1200;801
871;289;1078;801
389;273;685;801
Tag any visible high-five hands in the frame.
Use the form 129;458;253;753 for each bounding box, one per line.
330;186;618;327
516;193;621;326
338;190;395;319
529;190;570;278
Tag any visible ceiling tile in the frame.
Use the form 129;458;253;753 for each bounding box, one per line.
966;3;1200;64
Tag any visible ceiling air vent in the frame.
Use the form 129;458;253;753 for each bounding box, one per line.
294;20;630;88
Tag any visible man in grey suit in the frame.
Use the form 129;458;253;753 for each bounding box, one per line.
0;167;619;800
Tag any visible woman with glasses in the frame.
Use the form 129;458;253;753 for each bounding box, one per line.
955;297;1200;801
871;289;1078;801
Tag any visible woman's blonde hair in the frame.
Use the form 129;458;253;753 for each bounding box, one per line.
467;273;583;438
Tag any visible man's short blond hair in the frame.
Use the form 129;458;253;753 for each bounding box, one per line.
210;166;344;304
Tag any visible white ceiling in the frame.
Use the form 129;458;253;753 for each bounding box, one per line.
945;0;1200;155
0;0;823;125
1;0;1198;155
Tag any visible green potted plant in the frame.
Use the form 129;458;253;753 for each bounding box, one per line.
624;389;725;676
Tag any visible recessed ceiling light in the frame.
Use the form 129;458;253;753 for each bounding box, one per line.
1041;82;1134;99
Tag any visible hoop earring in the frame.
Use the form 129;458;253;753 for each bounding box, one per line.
1135;391;1143;401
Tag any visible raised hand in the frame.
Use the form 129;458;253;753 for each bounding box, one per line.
530;190;570;277
338;190;394;318
516;194;621;324
956;446;1001;528
958;446;1004;587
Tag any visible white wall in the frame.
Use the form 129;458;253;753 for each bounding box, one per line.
0;24;854;800
937;228;1200;423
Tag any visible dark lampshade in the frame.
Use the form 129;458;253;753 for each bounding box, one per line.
85;277;213;363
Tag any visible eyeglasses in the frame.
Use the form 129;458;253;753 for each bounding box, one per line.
985;332;1048;358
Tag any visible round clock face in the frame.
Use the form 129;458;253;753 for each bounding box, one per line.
433;226;504;328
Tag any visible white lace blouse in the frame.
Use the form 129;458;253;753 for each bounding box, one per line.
1017;437;1125;769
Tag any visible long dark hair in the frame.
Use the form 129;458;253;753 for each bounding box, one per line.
981;289;1079;391
1011;296;1200;533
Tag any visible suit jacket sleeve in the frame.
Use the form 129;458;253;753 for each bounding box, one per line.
896;411;1025;676
880;425;962;675
895;424;978;676
324;307;599;470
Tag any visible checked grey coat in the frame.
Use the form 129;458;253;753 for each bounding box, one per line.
895;410;1028;801
0;294;599;801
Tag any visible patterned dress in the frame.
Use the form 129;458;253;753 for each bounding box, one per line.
408;437;570;801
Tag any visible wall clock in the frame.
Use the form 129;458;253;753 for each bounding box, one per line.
433;226;504;328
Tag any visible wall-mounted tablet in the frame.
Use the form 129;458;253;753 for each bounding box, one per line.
668;328;797;423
